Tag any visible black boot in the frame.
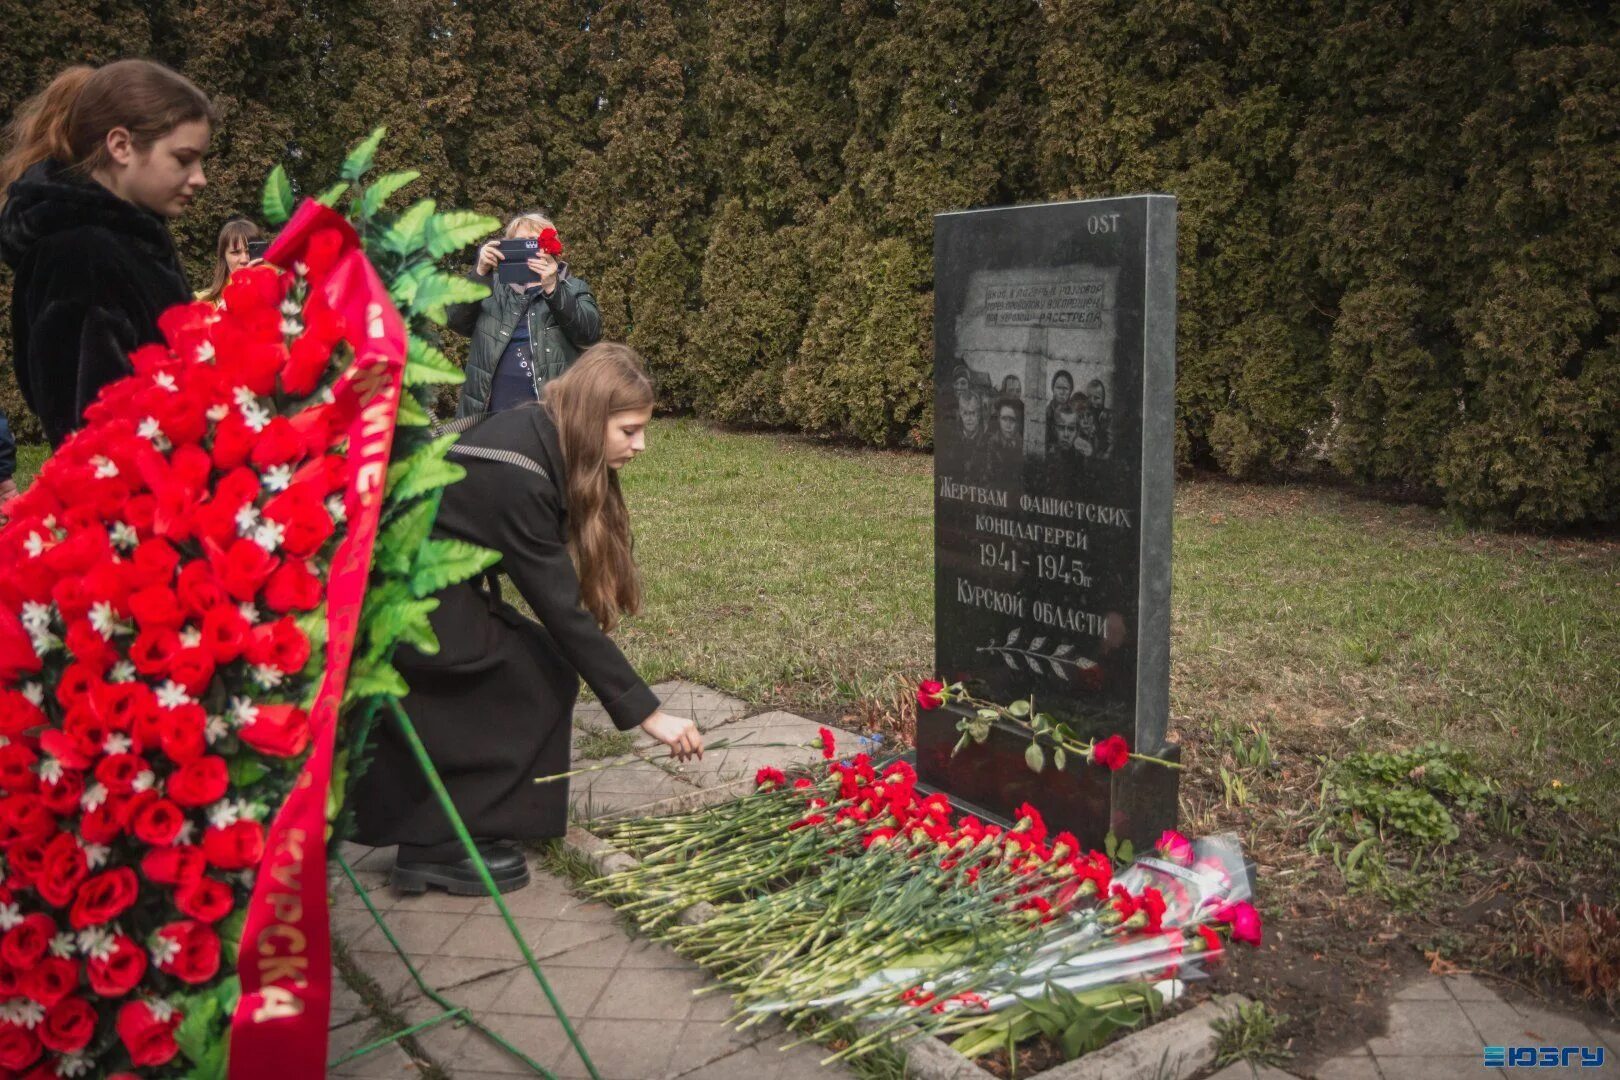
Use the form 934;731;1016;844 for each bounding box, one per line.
391;839;531;895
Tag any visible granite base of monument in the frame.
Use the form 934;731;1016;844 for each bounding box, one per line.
914;703;1180;851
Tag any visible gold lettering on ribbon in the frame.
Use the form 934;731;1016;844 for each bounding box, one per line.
254;825;310;1020
252;985;304;1023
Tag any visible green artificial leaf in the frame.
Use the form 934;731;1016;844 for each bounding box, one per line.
404;335;467;387
315;181;349;208
424;210;499;259
295;606;329;658
181;1041;229;1080
1025;741;1045;773
395;389;431;427
360;169;421;217
388;261;431;310
215;975;242;1014
1007;699;1031;718
410;271;490;324
230;758;268;787
1117;838;1135;863
385;434;462;503
1054;746;1067;771
411;538;501;598
262;165;294;226
344;660;410;704
175;995;220;1065
341;125;387;182
365;595;440;658
376;498;440;575
382;198;437;256
328;748;350;822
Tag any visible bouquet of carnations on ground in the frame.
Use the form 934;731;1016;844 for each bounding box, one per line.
587;711;1260;1066
0;129;498;1079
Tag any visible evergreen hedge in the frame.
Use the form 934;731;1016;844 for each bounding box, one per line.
1;0;1614;524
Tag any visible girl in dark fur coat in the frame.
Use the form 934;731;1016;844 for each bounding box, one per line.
0;60;214;447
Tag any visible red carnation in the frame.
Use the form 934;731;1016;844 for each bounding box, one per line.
240;703;311;758
117;998;182;1067
132;797;187;846
39;995;98;1054
754;767;786;789
168;756;229;807
0;913;57;970
69;867;140;929
916;680;946;711
203;819;265;870
176;874;235;923
88;934;149;997
154;919;221;984
1091;735;1130;771
817;726;837;760
20;956;78;1007
538;227;563;256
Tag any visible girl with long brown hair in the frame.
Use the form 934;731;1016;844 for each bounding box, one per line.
0;59;214;447
352;343;702;895
196;216;262;305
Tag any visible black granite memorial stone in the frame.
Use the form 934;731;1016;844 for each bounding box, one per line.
918;195;1179;848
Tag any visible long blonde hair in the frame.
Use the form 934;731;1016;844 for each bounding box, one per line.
199;217;261;303
0;60;215;201
541;343;655;630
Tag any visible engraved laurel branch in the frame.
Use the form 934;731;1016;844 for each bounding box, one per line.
975;627;1098;680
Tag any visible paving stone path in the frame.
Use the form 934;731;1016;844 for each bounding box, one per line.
328;681;864;1078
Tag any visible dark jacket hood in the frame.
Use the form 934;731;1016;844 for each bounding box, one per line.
0;159;180;272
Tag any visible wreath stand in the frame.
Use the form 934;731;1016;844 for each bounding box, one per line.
324;699;600;1079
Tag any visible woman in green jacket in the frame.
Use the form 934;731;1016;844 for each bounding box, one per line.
447;212;602;417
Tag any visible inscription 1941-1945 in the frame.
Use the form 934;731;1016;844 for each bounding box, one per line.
920;194;1179;844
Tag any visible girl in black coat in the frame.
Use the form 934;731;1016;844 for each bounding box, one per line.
352;343;703;894
0;60;213;447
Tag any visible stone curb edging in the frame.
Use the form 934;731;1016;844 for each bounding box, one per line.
562;826;1260;1080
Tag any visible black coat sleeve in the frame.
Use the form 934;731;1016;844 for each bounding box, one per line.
542;276;602;350
489;482;659;731
0;412;14;483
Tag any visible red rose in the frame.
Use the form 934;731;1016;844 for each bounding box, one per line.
94;680;157;733
240;704;311;758
129;627;182;677
128;585;185;632
0;1022;40;1071
132;797;187;846
166;645;217;697
142;844;206;887
157;299;216;357
94;753;151;796
176;874;235;923
220;264;283;312
20;956;78;1007
69;867;140;929
39;771;85;817
6;838;48;890
262;487;334;558
39;995;97;1054
209;411;257;472
63;621;119;669
203;819;265;870
155;919;220;984
200;603;250;661
246;618;311;675
50;576;92;624
168;756;229;807
35;834;89;907
263;559;324;613
283;334;332;397
0;689;48;738
130;538;182;588
78;797;130;846
0;742;39;792
916;680;946;711
301;227;347;282
87;933;148;997
159;704;209;765
0;913;57;969
0;794;55;847
1091;735;1130;771
0;608;43;682
250;416;309;469
117;998;181;1066
176;560;230;618
210;537;280;602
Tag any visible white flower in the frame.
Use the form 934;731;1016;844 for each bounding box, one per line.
19;602;52;633
84;843;111;870
281;316;303;337
108;660;137;683
138;415;164;441
179;625;203;649
207;402;229;422
250;664;285;689
233;385;259;407
236;503;262;535
280;297;302;317
22;531;46;558
132;769;156;793
20;682;43;707
39;756;63;785
89;601;124;639
28;629;63;657
81;782;108;812
174;820;197;847
78;927;116;961
91;456;119;479
205;714;230;744
0;902;22;931
48;932;75;959
150;935;181;969
253;519;285;552
152;372;178;392
263;464;293;492
208;799;257;829
326;493;347;524
320;386;336;405
198;340;216;362
55;1052;93;1077
148;998;177;1023
102;732;133;756
238;602;261;625
0;1000;45;1029
156;681;194;709
242;400;273;433
229;696;260;727
110;521;140;550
